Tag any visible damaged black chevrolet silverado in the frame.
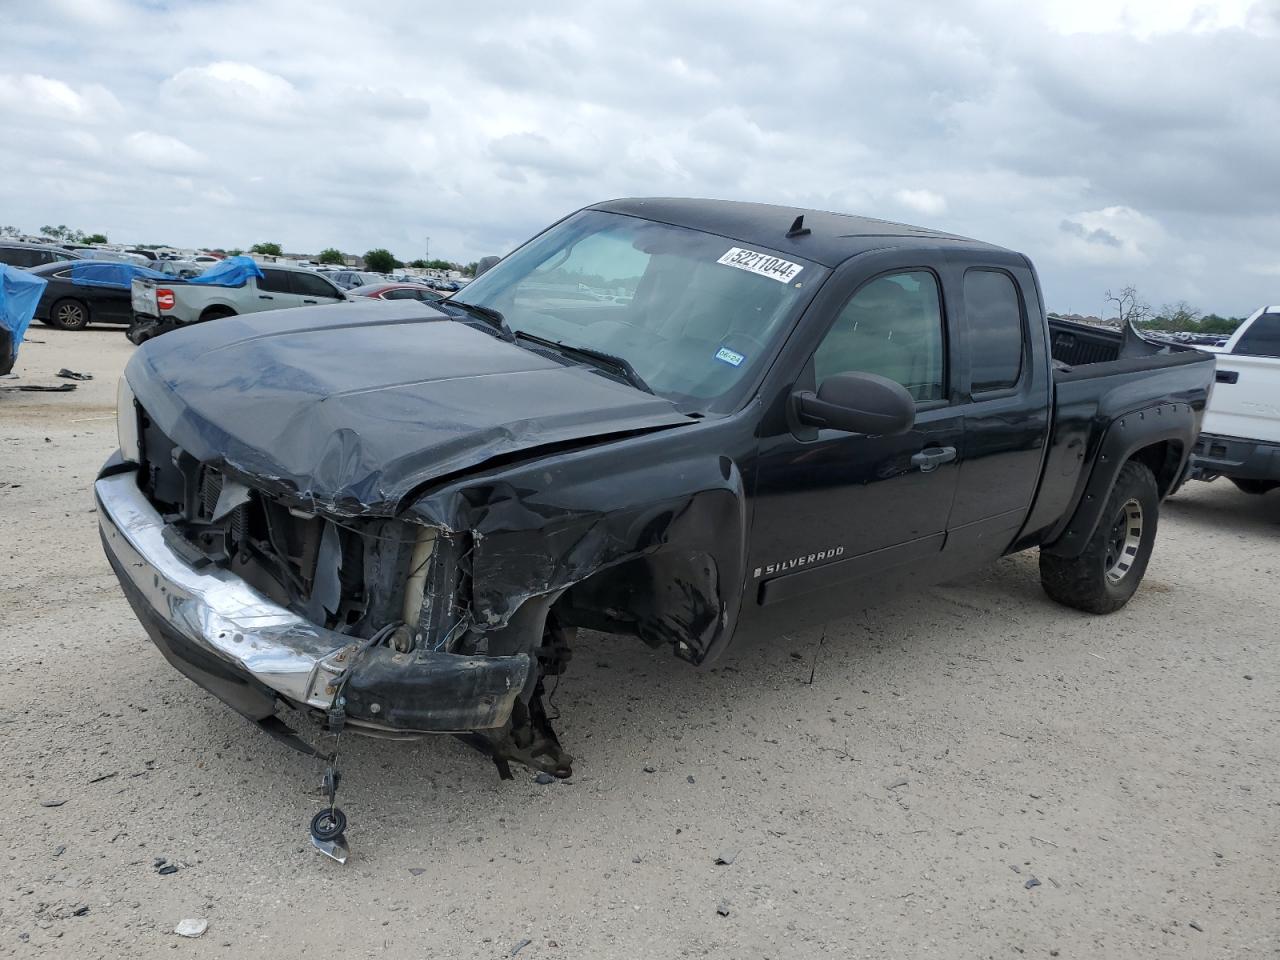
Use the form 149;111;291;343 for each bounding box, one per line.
98;199;1212;849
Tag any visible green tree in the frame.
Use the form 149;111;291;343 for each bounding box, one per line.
408;259;429;269
40;224;71;241
464;261;478;276
226;248;244;257
250;242;283;256
83;232;108;245
363;248;398;273
318;247;345;265
0;225;20;238
1199;313;1245;335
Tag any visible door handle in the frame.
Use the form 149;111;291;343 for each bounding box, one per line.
911;446;957;472
302;299;317;304
1216;369;1238;384
258;294;274;300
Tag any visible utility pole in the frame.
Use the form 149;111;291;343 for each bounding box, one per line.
425;236;430;262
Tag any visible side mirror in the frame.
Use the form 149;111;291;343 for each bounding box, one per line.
794;372;916;435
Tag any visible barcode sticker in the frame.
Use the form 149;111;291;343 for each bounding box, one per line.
716;247;804;284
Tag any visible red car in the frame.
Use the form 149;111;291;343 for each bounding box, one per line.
347;283;444;303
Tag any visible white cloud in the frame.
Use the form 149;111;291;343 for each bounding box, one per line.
0;73;120;121
0;0;1277;314
121;131;208;172
1039;0;1257;36
1056;206;1167;265
893;189;948;217
162;61;300;117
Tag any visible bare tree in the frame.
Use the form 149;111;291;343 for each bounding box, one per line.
1104;286;1151;326
1158;300;1202;329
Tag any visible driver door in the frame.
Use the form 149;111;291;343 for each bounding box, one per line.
744;267;963;635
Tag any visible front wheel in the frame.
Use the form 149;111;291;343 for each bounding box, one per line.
1040;460;1159;614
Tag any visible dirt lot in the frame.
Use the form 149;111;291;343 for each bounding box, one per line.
1;328;1277;959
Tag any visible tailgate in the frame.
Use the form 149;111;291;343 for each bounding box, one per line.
1202;355;1280;444
131;279;158;315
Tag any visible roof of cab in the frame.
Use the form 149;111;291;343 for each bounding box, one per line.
590;197;1015;268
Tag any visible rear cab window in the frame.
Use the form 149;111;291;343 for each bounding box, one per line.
1234;312;1280;358
963;269;1025;394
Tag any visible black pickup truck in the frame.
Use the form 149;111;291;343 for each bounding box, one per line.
98;199;1212;815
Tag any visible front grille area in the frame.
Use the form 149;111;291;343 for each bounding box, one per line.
134;407;466;647
136;409;367;628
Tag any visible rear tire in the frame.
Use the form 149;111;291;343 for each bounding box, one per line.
1040;460;1159;614
199;306;236;323
1230;478;1278;495
50;298;90;331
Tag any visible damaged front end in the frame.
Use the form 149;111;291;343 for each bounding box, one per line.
97;405;577;776
100;297;757;864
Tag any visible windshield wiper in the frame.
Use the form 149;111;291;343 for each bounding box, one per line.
440;300;514;340
514;331;654;394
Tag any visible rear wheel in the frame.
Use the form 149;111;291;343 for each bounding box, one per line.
199;306;236;323
50;298;90;331
1040;460;1159;614
1230;478;1278;495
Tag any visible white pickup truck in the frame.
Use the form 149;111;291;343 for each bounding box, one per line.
1188;304;1280;494
129;261;347;343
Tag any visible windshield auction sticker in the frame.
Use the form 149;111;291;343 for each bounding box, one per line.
716;247;804;284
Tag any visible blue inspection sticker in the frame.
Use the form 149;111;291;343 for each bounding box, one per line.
715;346;746;367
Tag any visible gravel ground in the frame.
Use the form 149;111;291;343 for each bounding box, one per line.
2;328;1277;959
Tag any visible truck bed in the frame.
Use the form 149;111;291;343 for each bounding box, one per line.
1014;317;1214;549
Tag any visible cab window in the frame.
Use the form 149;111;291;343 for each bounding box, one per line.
291;271;341;299
258;269;292;294
1234;313;1280;358
963;270;1024;393
813;271;945;402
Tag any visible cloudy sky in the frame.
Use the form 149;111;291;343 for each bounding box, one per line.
2;0;1278;314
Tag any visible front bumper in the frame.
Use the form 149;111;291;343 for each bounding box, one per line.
97;467;529;732
1188;432;1280;482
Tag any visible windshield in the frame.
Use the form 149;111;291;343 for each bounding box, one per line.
452;210;824;409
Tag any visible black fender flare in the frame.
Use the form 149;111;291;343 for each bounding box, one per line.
1042;402;1192;559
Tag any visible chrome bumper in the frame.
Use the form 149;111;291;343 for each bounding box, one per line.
96;470;349;710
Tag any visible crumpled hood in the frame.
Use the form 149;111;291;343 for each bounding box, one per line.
126;300;694;515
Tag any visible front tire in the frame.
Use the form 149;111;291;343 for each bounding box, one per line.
50;298;90;331
1040;460;1159;614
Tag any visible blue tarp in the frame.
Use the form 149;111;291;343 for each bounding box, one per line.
71;261;169;289
185;255;264;287
1;264;49;367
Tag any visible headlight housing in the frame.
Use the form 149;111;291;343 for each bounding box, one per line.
116;376;140;463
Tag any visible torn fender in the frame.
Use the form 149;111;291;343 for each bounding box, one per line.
409;417;754;664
